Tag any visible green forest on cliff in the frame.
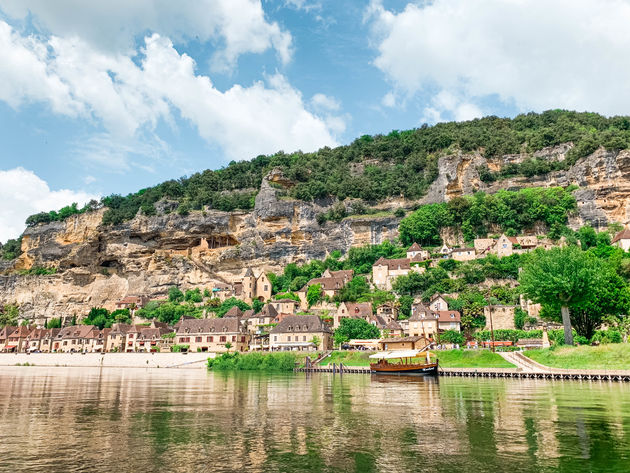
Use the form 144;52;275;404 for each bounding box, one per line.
21;110;630;229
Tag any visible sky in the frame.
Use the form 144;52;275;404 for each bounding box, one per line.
2;0;630;243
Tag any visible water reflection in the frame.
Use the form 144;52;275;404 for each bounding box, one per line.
0;367;628;472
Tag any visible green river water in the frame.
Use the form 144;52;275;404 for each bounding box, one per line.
0;366;628;472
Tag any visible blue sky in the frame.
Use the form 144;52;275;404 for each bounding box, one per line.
2;0;630;242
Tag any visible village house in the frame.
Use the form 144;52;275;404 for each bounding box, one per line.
39;328;61;353
270;315;332;351
428;294;449;312
474;233;542;258
210;282;237;302
5;325;32;353
335;302;373;328
406;303;439;338
132;326;172;352
435;311;462;332
382;319;404;337
88;328;110;352
297;276;346;309
115;295;149;311
612;227;630;251
25;328;48;352
238;268;272;304
377;336;430;351
321;269;354;283
451;247;476;261
376;302;398;321
106;323;133;352
372;257;425;291
0;326;16;352
407;242;429;261
53;325;97;353
270;298;299;315
246;304;279;335
176;318;249;353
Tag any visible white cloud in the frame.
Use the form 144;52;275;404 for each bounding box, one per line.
381;91;396;108
367;0;630;119
0;22;338;166
0;168;98;242
0;0;292;71
311;93;340;112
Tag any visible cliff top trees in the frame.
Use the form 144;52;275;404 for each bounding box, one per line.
519;246;605;345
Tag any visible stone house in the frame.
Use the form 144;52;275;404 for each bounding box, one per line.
176;318;249;353
407;243;429;261
451;247;476;261
39;328;61;353
53;325;97;353
407;304;439;338
435;311;462;332
115;295;149;311
612;227;630;251
335;302;373;328
484;305;516;330
240;268;272;304
132;327;173;352
377;336;430;351
376;302;398;322
5;325;33;353
381;319;404;337
297;277;346;309
372;257;425;291
269;315;332;351
106;323;133;352
0;326;17;352
322;269;354;283
210;282;237;302
245;304;279;335
270;299;298;315
428;294;449;312
25;328;48;352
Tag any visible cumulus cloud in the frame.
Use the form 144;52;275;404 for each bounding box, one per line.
367;0;630;120
0;0;292;71
311;93;340;112
0;168;98;242
0;22;338;166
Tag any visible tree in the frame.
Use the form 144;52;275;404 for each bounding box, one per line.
519;246;604;345
0;303;19;326
46;317;62;329
168;286;184;303
310;336;321;349
184;288;203;303
225;341;232;352
214;298;251;317
83;307;110;329
307;284;323;307
538;265;630;340
334;318;380;345
439;329;465;345
398;295;414;319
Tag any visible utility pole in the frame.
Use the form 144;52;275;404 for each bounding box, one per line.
488;300;495;353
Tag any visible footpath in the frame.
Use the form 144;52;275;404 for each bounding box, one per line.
0;352;213;369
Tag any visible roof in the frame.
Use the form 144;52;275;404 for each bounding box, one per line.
109;323;133;335
612;228;630;243
10;325;33;338
373;257;411;270
137;327;172;340
270;315;331;334
56;325;96;339
258;304;278;318
341;302;372;318
451;247;475;253
224;306;243;318
430;293;445;302
409;303;436;321
408;242;422;251
379;336;429;344
384;320;402;331
304;277;346;291
0;326;17;339
242;309;255;319
326;269;354;281
435;310;461;323
177;317;244;334
243;268;255;277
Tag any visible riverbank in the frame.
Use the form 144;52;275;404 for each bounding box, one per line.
0;352;213;368
525;344;630;370
319;349;515;368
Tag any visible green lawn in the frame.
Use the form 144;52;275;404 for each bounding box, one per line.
525;344;630;370
318;349;515;368
433;349;515;368
319;351;374;366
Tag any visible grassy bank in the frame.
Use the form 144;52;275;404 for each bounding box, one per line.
207;352;298;371
319;349;515;369
525;344;630;370
432;349;515;368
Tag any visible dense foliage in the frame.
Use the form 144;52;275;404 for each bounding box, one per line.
0;237;22;260
25;110;630;228
83;307;132;329
399;187;577;245
207;352;297;371
333;318;380;345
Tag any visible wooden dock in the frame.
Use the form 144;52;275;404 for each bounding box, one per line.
295;364;630;381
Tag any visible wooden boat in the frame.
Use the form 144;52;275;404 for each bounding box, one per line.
369;349;438;375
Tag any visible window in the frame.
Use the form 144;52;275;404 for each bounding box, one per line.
195;337;202;343
207;336;213;342
288;336;291;341
129;334;134;338
241;336;246;342
264;285;268;291
274;336;277;341
303;336;306;341
232;336;236;342
220;336;226;342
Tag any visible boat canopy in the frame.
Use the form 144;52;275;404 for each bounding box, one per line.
369;350;424;359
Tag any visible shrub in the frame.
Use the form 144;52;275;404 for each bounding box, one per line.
207;352;297;371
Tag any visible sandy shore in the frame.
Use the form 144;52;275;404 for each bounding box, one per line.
0;352;214;369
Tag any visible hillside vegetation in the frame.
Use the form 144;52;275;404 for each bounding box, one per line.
21;110;630;228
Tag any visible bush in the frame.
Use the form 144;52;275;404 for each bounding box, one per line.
207;352;297;371
591;329;622;344
439;330;465;345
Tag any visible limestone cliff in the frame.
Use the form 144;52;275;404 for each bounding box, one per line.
2;144;630;323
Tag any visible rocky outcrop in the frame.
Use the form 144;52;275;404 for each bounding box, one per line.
3;145;630;323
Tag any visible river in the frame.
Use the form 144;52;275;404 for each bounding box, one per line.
0;367;628;472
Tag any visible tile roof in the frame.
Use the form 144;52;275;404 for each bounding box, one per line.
373;257;411;270
270;315;331;334
342;302;373;318
408;242;422;251
224;306;243;318
435;311;461;323
177;317;244;334
612;228;630;243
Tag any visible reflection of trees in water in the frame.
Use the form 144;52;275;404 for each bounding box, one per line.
1;368;630;472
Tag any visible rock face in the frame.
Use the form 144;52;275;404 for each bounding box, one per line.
3;145;630;323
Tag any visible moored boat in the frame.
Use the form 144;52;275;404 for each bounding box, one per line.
369;349;439;375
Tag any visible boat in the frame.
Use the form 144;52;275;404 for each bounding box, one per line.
369;349;438;375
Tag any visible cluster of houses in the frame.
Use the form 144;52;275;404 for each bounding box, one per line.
0;292;464;354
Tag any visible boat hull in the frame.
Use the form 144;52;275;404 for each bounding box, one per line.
370;362;439;376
